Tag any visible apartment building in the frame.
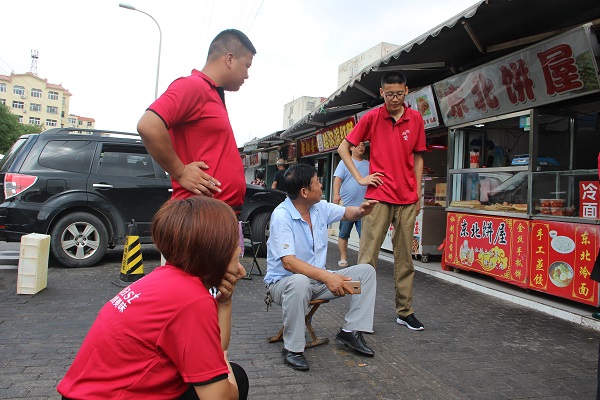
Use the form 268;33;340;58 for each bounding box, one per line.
282;96;326;129
0;72;94;129
66;114;95;129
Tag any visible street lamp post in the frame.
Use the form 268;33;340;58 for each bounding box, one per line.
119;3;162;100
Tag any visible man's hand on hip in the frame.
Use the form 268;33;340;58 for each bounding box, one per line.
176;161;222;196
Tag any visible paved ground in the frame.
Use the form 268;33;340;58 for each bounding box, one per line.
1;241;599;399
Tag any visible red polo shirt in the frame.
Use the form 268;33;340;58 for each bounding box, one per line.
57;265;229;399
148;70;245;207
346;104;427;205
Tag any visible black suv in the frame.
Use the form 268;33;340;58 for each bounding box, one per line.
0;128;285;267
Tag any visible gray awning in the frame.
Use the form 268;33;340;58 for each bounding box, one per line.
282;0;600;138
242;130;287;153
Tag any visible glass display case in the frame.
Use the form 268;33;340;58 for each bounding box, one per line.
445;109;594;220
442;104;600;307
447;167;529;215
531;169;599;222
447;111;532;213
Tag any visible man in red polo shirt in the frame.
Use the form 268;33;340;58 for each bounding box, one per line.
338;71;428;331
137;29;256;208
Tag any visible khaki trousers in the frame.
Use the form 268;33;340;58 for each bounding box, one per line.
358;201;417;317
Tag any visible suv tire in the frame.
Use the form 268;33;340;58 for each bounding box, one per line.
251;211;271;257
50;212;108;268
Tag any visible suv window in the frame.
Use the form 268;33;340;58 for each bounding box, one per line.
39;140;95;174
0;137;28;171
97;144;156;178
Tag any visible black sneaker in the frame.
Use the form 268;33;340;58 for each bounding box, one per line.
397;314;425;331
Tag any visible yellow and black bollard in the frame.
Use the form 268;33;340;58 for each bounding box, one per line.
113;219;145;287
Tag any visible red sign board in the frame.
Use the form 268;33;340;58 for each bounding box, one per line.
445;212;600;306
445;213;529;287
316;117;355;153
434;26;600;126
299;136;320;157
529;221;599;306
298;117;355;158
579;181;599;219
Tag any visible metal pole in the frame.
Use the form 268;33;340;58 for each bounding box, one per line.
119;3;162;100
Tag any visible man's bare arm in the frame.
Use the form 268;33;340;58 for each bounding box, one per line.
337;139;383;187
414;152;424;214
341;200;378;221
137;111;221;196
333;176;342;204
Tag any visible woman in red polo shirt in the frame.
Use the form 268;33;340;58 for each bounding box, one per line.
58;197;248;400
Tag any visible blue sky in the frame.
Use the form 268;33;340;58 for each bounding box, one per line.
2;0;478;145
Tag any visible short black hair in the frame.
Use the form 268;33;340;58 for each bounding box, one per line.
381;71;407;88
207;29;257;60
255;170;264;180
284;164;317;200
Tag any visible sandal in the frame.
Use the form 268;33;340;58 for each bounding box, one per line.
338;260;348;267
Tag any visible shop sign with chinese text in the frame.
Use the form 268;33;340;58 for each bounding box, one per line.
299;117;355;158
299;136;320;157
579;181;599;219
434;25;600;127
405;86;440;129
529;221;598;306
445;213;530;287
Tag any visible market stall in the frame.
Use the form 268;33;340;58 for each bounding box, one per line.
436;24;600;306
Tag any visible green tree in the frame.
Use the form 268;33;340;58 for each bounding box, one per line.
0;104;43;154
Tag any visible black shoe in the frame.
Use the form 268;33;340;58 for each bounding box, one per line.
397;313;425;331
281;348;309;371
335;329;374;357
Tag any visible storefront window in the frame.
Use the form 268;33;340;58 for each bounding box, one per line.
537;114;573;171
531;169;598;218
451;112;529;170
447;98;600;220
449;112;530;208
528;105;600;220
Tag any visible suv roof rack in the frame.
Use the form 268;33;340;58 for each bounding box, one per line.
40;128;140;139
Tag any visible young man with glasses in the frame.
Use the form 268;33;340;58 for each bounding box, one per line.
337;71;427;331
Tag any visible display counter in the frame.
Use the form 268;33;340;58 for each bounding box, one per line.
444;110;600;306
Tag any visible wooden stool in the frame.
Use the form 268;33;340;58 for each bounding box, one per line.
268;299;330;348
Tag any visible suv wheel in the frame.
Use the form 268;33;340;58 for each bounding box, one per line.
250;211;271;257
50;212;108;268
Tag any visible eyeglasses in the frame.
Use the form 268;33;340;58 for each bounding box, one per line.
383;92;406;99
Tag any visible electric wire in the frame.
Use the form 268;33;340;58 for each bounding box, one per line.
245;0;265;33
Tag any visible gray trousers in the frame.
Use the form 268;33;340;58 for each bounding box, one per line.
268;264;376;352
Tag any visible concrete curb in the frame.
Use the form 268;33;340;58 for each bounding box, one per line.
334;237;600;333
